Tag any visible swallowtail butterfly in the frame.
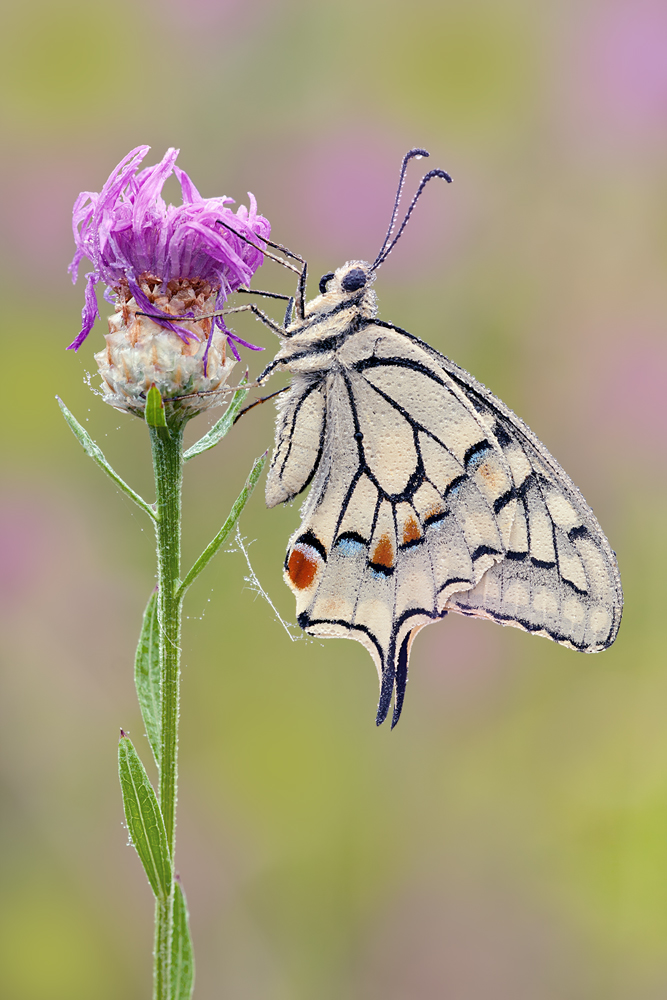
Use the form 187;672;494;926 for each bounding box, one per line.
234;149;623;727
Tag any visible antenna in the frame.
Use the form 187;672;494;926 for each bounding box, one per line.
371;154;452;271
373;147;430;266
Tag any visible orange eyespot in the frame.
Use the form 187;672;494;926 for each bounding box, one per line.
402;516;421;545
287;546;320;590
371;535;394;569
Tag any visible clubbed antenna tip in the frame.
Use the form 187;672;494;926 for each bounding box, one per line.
372;151;452;271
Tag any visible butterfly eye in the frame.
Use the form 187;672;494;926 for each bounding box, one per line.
319;272;335;295
341;268;367;292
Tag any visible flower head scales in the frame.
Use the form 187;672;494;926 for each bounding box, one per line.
68;145;270;356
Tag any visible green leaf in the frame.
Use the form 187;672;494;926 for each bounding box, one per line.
183;381;249;462
134;591;161;767
177;452;267;599
57;397;156;519
118;734;172;900
171;881;195;1000
145;385;168;427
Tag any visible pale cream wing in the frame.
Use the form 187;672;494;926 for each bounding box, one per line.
265;374;326;507
278;321;622;726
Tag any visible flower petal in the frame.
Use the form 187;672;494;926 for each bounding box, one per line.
127;281;198;343
174;165;202;204
132;148;179;240
67;272;101;350
68;147;271;362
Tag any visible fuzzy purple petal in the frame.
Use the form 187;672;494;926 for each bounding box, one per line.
201;324;215;376
227;333;265;351
127;281;199;343
68;147;270;352
98;147;151;215
131;148;179;241
174;165;202;204
67;272;101;351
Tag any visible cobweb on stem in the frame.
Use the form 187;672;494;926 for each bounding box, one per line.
233;527;304;642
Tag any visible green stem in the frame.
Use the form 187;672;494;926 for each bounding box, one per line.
149;423;184;1000
154;897;173;1000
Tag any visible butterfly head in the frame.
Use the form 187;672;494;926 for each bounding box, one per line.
318;261;375;296
313;261;377;316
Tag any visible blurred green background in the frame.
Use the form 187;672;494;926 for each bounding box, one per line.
1;0;666;997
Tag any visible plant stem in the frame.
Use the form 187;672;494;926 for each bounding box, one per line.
155;897;172;1000
150;423;184;1000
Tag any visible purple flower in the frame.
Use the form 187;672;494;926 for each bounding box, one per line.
68;145;270;358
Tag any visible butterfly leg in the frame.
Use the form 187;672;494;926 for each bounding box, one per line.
225;224;308;320
236;287;292;302
235;288;295;329
255;357;287;384
224;304;286;337
136;308;227;322
233;386;290;425
250;234;307;319
283;296;295;328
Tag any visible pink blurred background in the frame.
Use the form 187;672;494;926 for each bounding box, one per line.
1;0;666;997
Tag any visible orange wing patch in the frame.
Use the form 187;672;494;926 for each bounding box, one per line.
370;534;394;571
402;516;422;546
477;458;511;496
287;546;321;590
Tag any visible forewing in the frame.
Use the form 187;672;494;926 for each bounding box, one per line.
265;374;326;507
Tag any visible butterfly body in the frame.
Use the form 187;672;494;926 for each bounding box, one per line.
255;257;623;726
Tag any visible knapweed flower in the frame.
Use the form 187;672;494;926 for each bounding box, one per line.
68;145;270;420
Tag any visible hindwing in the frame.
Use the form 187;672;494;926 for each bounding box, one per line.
266;321;623;727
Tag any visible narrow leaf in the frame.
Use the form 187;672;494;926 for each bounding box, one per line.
57;397;156;519
183;381;249;462
177;452;267;598
134;591;161;767
118;734;172;900
145;385;168;427
171;881;195;1000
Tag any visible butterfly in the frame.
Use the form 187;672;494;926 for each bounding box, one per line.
233;148;623;727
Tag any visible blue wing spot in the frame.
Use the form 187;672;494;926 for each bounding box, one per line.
464;439;492;471
335;531;367;555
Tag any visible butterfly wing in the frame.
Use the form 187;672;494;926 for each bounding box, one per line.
267;322;623;726
429;344;623;655
265;373;327;507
